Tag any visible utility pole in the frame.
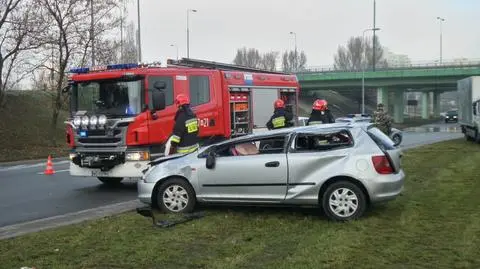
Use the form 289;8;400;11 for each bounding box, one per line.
372;0;376;71
187;9;197;58
437;16;445;64
137;0;142;62
90;0;95;66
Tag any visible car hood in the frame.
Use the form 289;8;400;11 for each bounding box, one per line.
149;153;189;166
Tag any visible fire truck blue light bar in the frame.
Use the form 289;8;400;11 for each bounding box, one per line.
69;63;139;74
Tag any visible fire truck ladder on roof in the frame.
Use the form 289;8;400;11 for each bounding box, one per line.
166;58;288;75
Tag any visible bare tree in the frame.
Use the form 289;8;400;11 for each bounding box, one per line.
233;47;262;68
282;50;307;73
0;0;44;106
334;36;388;71
35;0;122;145
119;21;138;63
259;51;279;71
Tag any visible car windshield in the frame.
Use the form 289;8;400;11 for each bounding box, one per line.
447;110;457;115
72;79;143;117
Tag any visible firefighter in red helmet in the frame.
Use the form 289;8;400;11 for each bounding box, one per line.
266;99;293;130
307;99;335;125
164;94;200;156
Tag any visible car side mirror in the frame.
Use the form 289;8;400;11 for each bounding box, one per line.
206;151;216;169
151;90;166;111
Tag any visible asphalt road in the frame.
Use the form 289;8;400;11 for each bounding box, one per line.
0;122;464;227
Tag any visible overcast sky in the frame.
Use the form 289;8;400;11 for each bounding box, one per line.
123;0;480;68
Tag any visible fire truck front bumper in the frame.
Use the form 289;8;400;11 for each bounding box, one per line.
69;152;150;178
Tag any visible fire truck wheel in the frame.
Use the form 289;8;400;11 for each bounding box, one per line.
97;177;124;184
156;178;196;214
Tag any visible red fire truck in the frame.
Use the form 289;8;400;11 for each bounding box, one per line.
64;58;300;184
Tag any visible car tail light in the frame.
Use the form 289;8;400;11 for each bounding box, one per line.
371;155;393;174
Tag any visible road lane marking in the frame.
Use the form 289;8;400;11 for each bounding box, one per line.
36;169;70;175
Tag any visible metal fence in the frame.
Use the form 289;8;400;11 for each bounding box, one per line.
299;58;480;73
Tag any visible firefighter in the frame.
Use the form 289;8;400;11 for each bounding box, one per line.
164;94;200;156
372;103;393;135
307;99;335;125
266;99;293;130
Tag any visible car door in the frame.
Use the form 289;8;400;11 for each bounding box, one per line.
197;136;288;203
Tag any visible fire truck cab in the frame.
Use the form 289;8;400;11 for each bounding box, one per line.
64;58;300;184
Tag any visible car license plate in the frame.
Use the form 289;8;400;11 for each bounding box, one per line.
91;170;110;177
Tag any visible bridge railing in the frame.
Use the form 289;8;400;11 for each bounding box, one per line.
299;58;480;74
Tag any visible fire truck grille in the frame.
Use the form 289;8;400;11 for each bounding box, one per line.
75;125;126;147
78;137;122;144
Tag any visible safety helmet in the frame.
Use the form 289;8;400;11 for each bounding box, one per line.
175;94;190;106
312;99;328;111
274;99;285;109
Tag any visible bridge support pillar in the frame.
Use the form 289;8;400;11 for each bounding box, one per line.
421;92;429;119
431;92;441;117
393;89;405;124
376;87;389;108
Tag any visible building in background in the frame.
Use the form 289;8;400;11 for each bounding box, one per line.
384;48;411;67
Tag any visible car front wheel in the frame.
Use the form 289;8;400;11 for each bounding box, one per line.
156;178;196;214
322;181;367;221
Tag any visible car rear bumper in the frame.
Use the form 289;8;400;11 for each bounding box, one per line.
137;179;156;205
368;169;405;203
69;161;149;178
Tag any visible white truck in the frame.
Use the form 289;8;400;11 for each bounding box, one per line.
458;76;480;142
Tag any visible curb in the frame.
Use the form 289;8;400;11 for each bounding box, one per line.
0;157;69;167
0;200;143;240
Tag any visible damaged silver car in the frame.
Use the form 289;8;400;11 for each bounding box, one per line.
138;123;405;221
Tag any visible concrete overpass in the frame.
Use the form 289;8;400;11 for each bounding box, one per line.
296;61;480;123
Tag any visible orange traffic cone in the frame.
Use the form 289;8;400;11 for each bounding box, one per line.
44;155;56;175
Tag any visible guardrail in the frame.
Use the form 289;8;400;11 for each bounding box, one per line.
299;59;480;74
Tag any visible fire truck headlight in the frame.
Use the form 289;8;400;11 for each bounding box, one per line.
73;117;81;126
98;115;107;125
125;151;150;161
90;115;98;126
81;116;89;126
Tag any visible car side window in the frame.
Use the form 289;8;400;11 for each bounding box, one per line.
214;136;287;157
292;131;353;152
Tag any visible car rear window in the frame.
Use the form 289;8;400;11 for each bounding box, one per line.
367;127;395;151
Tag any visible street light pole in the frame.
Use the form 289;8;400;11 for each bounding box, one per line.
372;0;376;71
137;0;142;62
437;16;445;64
187;9;197;59
362;27;381;114
289;32;297;71
170;44;179;60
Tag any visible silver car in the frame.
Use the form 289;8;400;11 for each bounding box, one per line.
138;123;405;221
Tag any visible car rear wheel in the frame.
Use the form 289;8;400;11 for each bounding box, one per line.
98;177;123;184
156;178;196;214
322;181;367;221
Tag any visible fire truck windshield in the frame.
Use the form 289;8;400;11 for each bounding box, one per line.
72;79;143;117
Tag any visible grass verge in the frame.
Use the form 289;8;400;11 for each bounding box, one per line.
0;91;69;162
1;139;480;268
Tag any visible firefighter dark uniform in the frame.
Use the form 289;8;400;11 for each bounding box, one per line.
266;99;293;130
307;99;335;125
168;94;200;154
